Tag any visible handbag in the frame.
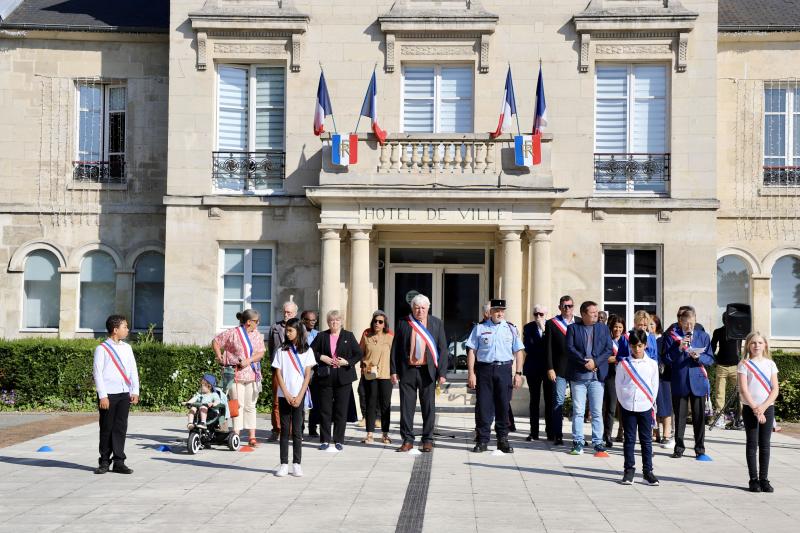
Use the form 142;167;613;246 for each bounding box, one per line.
364;365;378;380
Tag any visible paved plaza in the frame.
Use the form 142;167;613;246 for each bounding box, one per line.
0;409;799;533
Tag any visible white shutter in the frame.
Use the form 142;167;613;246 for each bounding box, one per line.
439;66;473;133
632;65;667;153
218;66;248;150
255;67;285;150
595;65;628;153
403;66;435;132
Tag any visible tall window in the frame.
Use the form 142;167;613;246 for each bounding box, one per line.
23;250;61;329
75;83;126;182
603;248;659;326
133;252;164;330
402;65;473;133
764;85;800;186
215;66;285;193
771;255;800;338
717;255;751;323
595;64;669;192
80;252;116;331
221;247;273;330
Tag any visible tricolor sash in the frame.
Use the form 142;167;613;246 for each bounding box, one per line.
612;339;619;357
407;315;439;368
100;340;131;387
619;358;656;421
552;316;568;336
744;359;772;395
234;326;261;379
288;346;313;409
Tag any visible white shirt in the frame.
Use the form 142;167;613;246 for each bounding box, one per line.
615;355;659;412
738;358;778;406
93;339;140;399
272;347;315;398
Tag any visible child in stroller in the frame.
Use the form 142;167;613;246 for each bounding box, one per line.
185;373;240;454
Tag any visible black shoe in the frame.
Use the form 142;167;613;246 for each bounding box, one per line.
472;442;488;453
111;463;133;474
497;441;514;454
604;438;614;449
620;468;634;485
553;438;564;446
508;426;517;433
546;434;554;441
749;479;762;492
525;434;540;441
268;431;280;442
308;430;319;438
759;479;774;493
642;471;660;486
94;464;109;475
671;450;683;459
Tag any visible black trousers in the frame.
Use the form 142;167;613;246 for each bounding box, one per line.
525;371;553;438
278;397;303;464
98;392;130;466
475;362;512;443
743;405;774;481
318;379;352;444
621;407;654;472
364;378;392;433
672;394;706;455
602;373;618;441
358;374;367;418
399;367;436;444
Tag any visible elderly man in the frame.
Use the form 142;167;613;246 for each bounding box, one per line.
267;300;299;441
391;294;448;452
523;304;553;441
467;299;525;453
566;300;613;456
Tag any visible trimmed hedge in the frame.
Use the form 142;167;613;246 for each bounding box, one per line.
0;339;274;412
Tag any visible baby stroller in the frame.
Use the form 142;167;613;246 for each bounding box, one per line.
186;383;240;454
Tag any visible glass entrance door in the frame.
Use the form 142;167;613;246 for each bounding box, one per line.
392;270;435;330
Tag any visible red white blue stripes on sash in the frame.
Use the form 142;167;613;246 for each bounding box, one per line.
288;345;313;409
552;316;568;335
235;326;260;377
101;340;131;387
744;359;772;395
612;339;619;357
619;358;656;422
669;327;708;379
407;315;439;368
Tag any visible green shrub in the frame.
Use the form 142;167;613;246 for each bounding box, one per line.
0;338;274;412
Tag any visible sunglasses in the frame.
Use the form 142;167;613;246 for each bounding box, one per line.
373;319;385;324
562;304;574;309
534;312;545;317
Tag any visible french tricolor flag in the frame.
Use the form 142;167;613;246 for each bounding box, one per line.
531;64;548;165
359;72;387;145
491;67;517;138
313;71;333;136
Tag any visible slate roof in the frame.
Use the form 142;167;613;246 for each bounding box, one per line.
719;0;800;31
0;0;168;32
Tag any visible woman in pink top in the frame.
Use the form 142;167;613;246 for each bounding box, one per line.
212;309;266;447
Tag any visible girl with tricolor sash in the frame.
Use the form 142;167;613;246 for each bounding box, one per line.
615;329;660;486
738;332;779;493
272;318;316;477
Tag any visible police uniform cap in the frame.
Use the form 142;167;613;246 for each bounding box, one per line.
489;299;506;310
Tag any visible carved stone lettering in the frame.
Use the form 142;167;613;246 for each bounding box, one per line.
213;43;287;55
595;44;672;55
400;44;473;56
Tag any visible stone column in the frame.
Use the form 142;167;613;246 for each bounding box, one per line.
500;226;524;328
318;224;343;322
750;274;772;336
528;228;553;316
348;225;372;338
58;269;79;338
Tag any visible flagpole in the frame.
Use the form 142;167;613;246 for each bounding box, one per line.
510;62;522;137
353;63;378;134
320;61;339;134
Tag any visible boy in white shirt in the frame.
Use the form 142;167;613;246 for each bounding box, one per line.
93;315;139;475
615;329;660;486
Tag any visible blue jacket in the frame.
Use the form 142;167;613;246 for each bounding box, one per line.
616;331;659;364
663;325;713;397
522;321;547;375
566;322;613;381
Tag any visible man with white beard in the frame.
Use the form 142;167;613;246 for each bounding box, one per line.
522;304;553;441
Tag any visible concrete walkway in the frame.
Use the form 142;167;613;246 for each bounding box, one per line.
0;410;798;532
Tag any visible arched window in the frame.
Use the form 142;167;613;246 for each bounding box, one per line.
133;252;164;330
23;250;60;328
717;255;751;322
771;255;800;337
80;251;116;331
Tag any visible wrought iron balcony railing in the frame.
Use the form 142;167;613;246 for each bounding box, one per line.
594;153;670;193
763;166;800;187
212;150;286;192
72;160;126;183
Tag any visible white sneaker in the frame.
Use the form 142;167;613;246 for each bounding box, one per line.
275;464;289;477
714;417;726;428
291;463;303;477
661;438;675;449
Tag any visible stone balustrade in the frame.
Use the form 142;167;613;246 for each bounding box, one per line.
376;133;502;174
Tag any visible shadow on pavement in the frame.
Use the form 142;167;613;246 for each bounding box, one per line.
150;456;274;474
0;455;95;472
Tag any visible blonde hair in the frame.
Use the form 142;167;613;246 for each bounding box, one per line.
326;309;342;322
743;331;771;360
633;310;651;326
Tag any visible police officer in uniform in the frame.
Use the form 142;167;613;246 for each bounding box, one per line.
466;299;525;453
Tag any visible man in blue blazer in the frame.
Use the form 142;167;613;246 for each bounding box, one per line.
663;307;714;459
566;301;613;455
522;304;553;441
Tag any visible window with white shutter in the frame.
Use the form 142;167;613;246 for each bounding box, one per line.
75;82;126;182
402;65;473;133
595;64;669;193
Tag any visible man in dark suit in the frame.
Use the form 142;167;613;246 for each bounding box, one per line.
391;293;448;452
545;295;580;446
566;300;613;456
522;304;553;441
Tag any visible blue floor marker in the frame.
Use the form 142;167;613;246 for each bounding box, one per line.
696;454;713;461
37;445;53;452
157;444;172;452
